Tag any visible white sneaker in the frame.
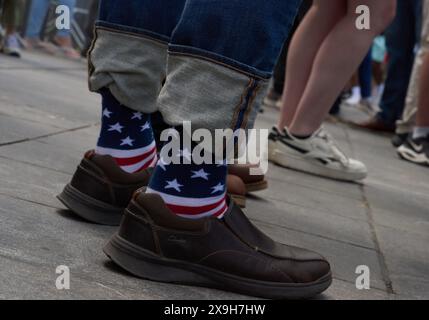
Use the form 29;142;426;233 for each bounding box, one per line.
345;86;361;106
2;34;21;58
268;127;367;181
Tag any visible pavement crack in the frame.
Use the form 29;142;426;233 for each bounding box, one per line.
343;126;395;295
0;123;99;147
0;192;63;211
359;186;395;295
252;218;377;251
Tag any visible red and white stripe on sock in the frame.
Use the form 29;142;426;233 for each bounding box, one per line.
96;142;157;173
147;187;228;219
146;155;229;219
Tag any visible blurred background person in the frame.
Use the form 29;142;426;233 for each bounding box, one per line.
344;48;375;114
357;0;423;133
394;0;429;148
25;0;80;59
397;0;429;166
0;0;26;58
269;0;396;182
262;0;313;111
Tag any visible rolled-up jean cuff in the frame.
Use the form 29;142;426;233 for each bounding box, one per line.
88;27;167;113
95;21;170;44
157;54;268;132
169;44;272;80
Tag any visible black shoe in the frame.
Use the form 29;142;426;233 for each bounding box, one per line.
104;192;332;299
397;135;429;166
391;133;408;148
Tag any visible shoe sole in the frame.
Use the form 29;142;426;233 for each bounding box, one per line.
245;180;268;193
397;147;429;166
269;147;366;182
103;234;333;300
57;184;123;226
230;194;246;208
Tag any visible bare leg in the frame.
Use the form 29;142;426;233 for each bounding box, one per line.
289;0;396;136
277;0;346;129
416;52;429;127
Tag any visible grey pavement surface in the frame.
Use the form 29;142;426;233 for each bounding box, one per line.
0;52;428;300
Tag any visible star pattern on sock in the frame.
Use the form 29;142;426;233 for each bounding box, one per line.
191;169;210;180
141;121;151;132
120;136;134;147
108;122;124;133
132;112;143;120
211;183;225;194
103;109;112;118
165;179;183;192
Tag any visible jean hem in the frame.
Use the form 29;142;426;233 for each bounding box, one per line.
95;21;170;44
168;44;272;80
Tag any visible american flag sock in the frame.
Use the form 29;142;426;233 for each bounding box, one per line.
147;152;228;220
95;89;157;173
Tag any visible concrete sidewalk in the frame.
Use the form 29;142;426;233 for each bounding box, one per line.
0;52;428;300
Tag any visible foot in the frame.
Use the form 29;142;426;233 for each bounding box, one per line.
269;127;367;181
58;151;249;224
2;34;21;58
391;133;409;148
53;36;81;59
57;151;152;225
355;116;395;133
103;191;332;299
262;90;282;110
397;135;429;166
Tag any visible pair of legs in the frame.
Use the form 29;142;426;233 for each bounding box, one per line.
0;0;25;57
25;0;80;58
375;0;423;128
396;0;429;139
346;48;373;106
277;0;396;136
89;0;299;218
396;51;429;165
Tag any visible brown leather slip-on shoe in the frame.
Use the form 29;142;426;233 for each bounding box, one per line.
227;174;246;208
57;151;152;226
103;192;332;299
354;117;395;133
228;164;268;193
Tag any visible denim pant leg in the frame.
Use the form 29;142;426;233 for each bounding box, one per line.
89;0;186;113
359;48;373;99
89;0;301;131
56;0;77;37
378;0;422;125
396;0;429;134
158;0;301;131
25;0;50;38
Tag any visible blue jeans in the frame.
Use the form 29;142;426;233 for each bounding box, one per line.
359;48;373;99
26;0;76;38
89;0;301;131
377;0;423;126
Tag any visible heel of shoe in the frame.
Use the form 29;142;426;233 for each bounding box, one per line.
57;184;123;226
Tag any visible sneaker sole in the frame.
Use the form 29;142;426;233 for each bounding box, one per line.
103;233;333;300
397;147;429;166
270;149;367;182
57;184;123;226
